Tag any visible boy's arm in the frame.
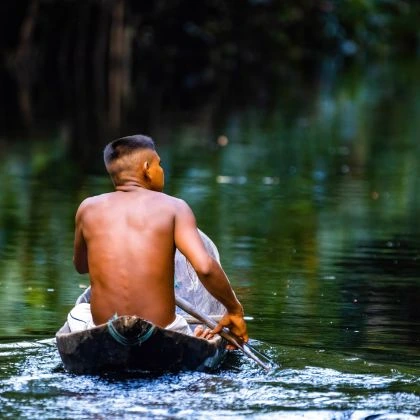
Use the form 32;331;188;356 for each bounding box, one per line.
73;203;89;274
174;199;248;342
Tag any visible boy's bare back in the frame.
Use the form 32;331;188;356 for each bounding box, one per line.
73;135;248;342
75;188;182;327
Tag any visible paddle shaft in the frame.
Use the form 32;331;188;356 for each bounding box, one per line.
175;296;271;371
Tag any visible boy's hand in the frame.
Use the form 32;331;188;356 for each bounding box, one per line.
210;312;248;350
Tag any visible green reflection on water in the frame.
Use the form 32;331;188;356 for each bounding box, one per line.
0;60;419;384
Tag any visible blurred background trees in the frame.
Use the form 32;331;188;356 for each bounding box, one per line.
0;0;418;154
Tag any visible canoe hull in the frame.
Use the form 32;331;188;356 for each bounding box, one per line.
56;315;226;374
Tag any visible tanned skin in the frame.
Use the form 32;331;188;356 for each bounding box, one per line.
73;135;248;343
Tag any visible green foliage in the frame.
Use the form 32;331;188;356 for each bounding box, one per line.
0;0;418;136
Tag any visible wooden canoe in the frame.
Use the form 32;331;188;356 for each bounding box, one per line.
56;316;226;374
57;230;227;374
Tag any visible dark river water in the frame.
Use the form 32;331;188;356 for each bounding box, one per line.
0;60;419;418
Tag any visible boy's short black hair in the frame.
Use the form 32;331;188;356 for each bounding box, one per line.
104;135;155;165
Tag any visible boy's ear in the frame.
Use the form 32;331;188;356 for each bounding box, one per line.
143;160;151;180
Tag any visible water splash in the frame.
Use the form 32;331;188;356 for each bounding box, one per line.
2;338;419;419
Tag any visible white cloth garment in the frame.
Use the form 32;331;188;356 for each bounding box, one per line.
67;302;96;332
165;313;192;335
67;303;192;335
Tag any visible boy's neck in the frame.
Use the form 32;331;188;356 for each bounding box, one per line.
115;182;149;192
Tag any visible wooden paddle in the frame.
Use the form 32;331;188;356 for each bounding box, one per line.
176;296;272;371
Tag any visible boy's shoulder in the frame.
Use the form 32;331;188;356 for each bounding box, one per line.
158;192;188;208
76;193;113;213
139;190;184;204
143;192;192;217
79;192;112;205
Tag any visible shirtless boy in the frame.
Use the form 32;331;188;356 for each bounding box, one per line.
70;134;248;343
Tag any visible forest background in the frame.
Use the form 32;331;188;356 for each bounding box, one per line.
0;0;418;165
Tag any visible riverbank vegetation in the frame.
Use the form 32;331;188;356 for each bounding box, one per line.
0;1;418;141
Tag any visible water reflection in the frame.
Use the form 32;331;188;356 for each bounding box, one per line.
0;60;419;416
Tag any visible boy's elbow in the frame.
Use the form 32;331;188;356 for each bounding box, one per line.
195;255;216;278
73;256;89;274
76;266;89;274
